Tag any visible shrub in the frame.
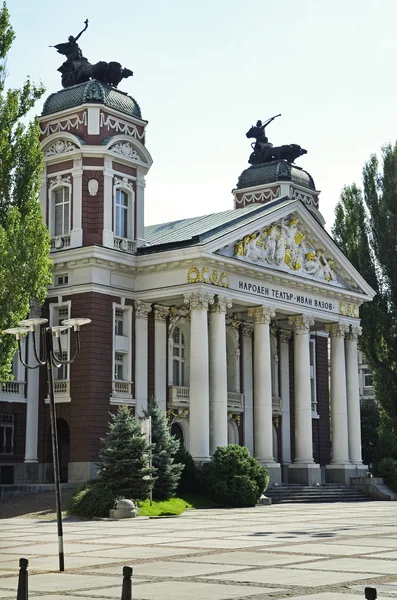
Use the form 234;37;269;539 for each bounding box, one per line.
142;398;183;500
200;445;269;507
174;445;199;494
374;457;397;493
68;480;115;519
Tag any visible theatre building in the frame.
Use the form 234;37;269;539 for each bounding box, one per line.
0;79;374;488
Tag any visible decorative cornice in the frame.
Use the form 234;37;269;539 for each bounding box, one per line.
241;322;254;338
40;112;87;136
49;175;71;189
100;112;145;140
279;329;292;344
211;296;232;314
135;300;152;320
154;304;169;322
288;314;315;332
184;292;214;311
247;305;275;325
325;321;350;338
347;324;362;341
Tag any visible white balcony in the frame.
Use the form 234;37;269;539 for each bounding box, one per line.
112;380;133;397
45;380;71;403
114;237;135;253
227;392;244;412
51;235;71;251
0;381;26;400
168;387;245;413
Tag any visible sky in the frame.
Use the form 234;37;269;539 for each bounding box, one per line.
5;0;397;230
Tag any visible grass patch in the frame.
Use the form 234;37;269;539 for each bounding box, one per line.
179;493;221;508
138;497;192;516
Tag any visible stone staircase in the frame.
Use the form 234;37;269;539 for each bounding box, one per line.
265;484;372;504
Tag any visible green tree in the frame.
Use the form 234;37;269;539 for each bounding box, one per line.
98;405;156;501
142;398;183;500
332;144;397;436
0;2;51;380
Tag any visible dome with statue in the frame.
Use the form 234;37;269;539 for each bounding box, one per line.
236;160;315;191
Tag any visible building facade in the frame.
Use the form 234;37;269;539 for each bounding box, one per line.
0;81;375;487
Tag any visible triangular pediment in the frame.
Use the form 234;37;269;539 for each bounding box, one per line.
210;204;372;296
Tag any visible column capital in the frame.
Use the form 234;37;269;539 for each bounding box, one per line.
184;292;214;311
347;324;362;341
135;300;152;320
242;322;254;338
288;314;315;333
211;295;232;314
326;321;349;338
248;305;275;325
279;329;292;344
153;304;169;322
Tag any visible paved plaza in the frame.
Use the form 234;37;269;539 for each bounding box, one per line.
1;501;397;599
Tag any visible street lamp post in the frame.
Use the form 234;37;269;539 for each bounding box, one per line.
2;316;91;572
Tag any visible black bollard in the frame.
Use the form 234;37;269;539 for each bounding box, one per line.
365;587;377;600
121;565;133;600
17;558;28;600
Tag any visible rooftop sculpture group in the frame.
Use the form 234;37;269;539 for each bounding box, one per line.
51;20;133;89
246;114;307;165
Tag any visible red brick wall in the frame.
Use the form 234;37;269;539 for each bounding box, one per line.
0;402;27;464
82;171;104;246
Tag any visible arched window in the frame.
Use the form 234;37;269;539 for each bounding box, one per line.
115;190;129;238
53;187;70;237
172;327;186;386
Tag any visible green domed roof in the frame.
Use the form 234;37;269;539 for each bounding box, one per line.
236;160;315;191
42;80;142;120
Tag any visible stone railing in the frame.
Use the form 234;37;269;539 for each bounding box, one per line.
54;380;70;395
114;237;135;253
227;391;244;412
168;386;190;407
1;381;25;396
112;380;133;396
50;235;71;251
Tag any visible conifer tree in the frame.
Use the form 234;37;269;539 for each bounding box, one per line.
0;3;52;380
98;405;156;501
142;398;183;500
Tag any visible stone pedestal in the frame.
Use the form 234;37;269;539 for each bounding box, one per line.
288;463;321;486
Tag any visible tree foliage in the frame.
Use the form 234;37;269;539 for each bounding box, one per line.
142;398;183;500
0;2;51;381
332;143;397;437
98;405;156;501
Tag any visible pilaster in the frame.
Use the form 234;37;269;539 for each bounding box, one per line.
242;322;254;455
102;156;114;249
134;301;152;416
136;171;146;247
70;157;83;247
279;330;292;476
154;305;169;413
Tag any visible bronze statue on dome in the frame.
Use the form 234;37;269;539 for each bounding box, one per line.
50;19;133;89
246;114;307;165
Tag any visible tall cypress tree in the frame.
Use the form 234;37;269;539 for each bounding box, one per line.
98;405;156;501
143;398;183;500
332;144;397;440
0;3;52;380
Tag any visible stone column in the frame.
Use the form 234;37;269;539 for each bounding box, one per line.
288;314;320;485
102;157;114;248
279;330;292;474
154;305;169;413
70;157;83;247
242;323;254;455
24;302;41;482
346;325;366;468
209;296;232;454
184;292;214;462
134;301;152;417
325;321;354;484
248;305;281;484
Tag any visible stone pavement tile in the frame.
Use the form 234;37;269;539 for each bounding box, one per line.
84;536;190;546
0;555;123;571
366;551;397;559
265;543;390;556
2;572;138;593
91;561;249;578
349;583;397;594
0;591;17;598
179;551;326;567
73;580;282;599
0;542;120;554
327;537;397;548
293;557;397;575
281;594;362;600
201;567;377;586
156;538;270;549
71;546;204;559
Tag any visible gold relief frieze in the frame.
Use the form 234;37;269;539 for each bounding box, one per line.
339;301;359;319
187;266;229;288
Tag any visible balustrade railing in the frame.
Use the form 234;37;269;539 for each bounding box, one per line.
1;381;25;396
112;380;133;396
114;237;135;253
54;380;70;395
50;235;71;251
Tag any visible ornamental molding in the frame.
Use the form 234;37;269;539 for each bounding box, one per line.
279;329;292;344
135;300;152;319
168;305;190;331
339;301;359;319
289;186;319;208
137;172;146;187
231;217;341;286
247;305;275;325
242;322;254;338
73;157;82;170
211;296;232;314
187;266;229;288
114;176;134;192
326;321;350;338
44;139;79;157
154;304;169;322
100;112;145;140
235;188;280;206
347;324;362;341
226;314;241;329
288;314;315;332
88;179;99;196
109;142;143;162
40;112;87;136
49;175;71;189
184;292;214;311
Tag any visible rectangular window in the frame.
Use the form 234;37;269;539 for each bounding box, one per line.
54;187;70;236
56;275;69;286
115;190;128;238
54;351;68;381
114;353;124;380
0;415;14;455
115;308;124;336
364;369;374;388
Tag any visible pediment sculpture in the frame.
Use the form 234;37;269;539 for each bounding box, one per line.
233;218;341;285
